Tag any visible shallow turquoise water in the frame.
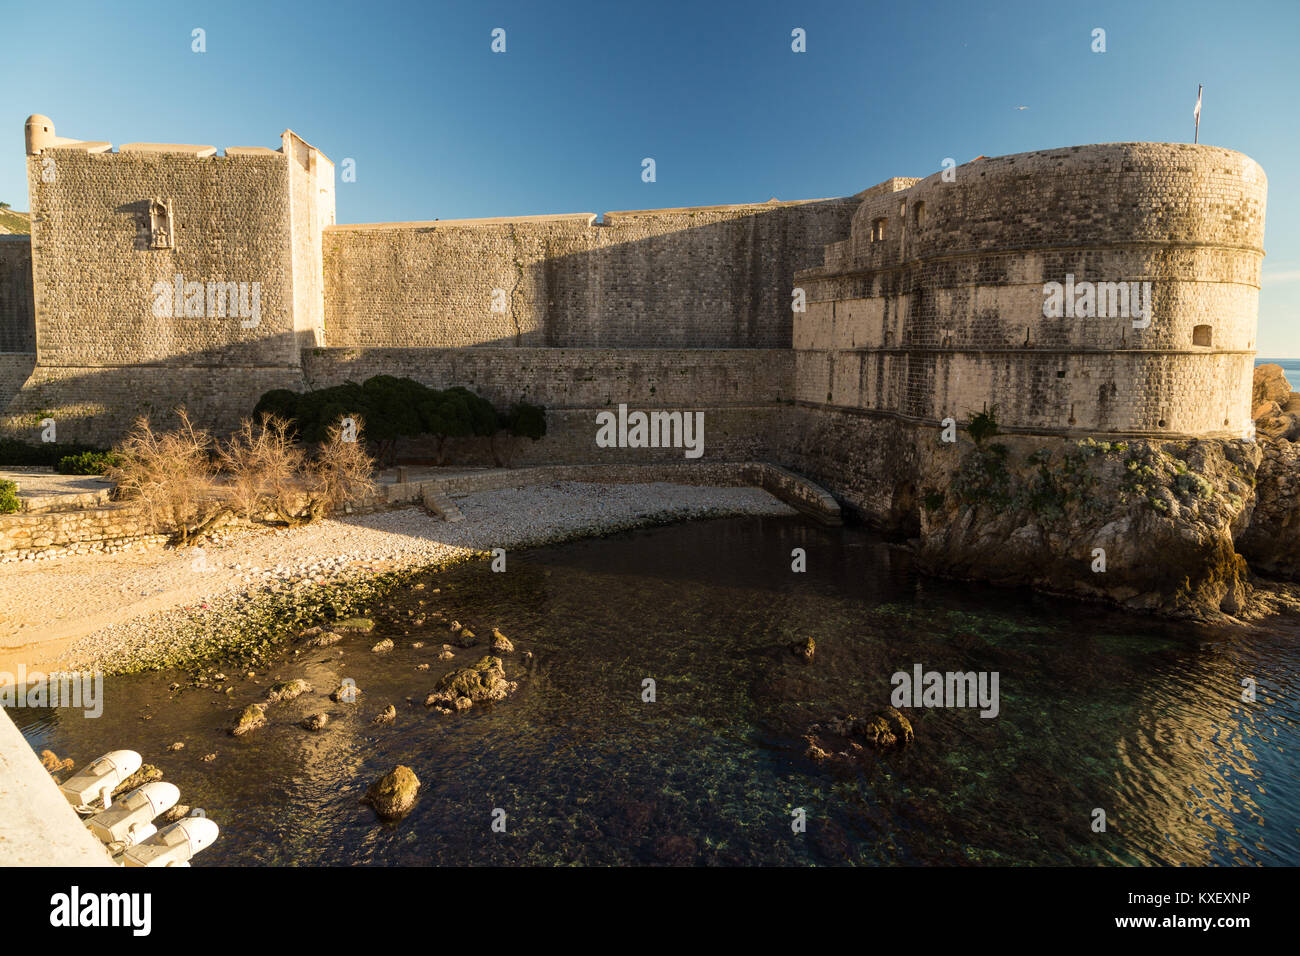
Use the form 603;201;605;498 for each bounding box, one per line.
12;515;1300;865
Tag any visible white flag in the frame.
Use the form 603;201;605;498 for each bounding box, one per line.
1194;87;1202;121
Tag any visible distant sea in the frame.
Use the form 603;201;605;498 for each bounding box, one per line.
1256;358;1300;393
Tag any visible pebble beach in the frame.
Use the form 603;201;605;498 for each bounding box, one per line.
0;481;795;676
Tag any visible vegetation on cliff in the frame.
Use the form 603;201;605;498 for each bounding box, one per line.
920;434;1259;620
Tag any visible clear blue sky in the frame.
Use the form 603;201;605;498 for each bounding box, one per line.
2;0;1297;353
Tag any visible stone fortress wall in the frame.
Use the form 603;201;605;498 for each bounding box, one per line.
0;116;1269;524
0;236;33;353
793;144;1267;439
322;199;858;349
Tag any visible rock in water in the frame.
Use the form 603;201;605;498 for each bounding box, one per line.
112;765;163;798
790;636;815;662
40;750;74;774
365;765;420;820
159;805;191;825
337;617;375;632
455;627;478;648
424;656;517;713
490;628;514;654
854;706;914;748
302;712;329;731
267;678;311;702
306;631;342;648
331;682;362;703
802;707;914;767
231;703;267;736
372;704;397;725
371;638;394;653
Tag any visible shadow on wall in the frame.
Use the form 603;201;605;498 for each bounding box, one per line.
322;198;860;350
0;337;794;467
0;333;306;447
0;236;34;353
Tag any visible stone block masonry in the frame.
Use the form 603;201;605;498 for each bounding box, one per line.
794;143;1266;439
322;200;858;350
0;236;34;353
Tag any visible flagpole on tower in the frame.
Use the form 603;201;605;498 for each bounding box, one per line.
1194;84;1202;143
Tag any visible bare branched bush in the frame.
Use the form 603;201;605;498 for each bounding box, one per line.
110;411;376;544
107;409;229;545
303;416;377;521
219;415;306;524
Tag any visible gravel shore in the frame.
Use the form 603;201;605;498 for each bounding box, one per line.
4;481;794;675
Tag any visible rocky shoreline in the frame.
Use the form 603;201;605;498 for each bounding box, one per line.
911;365;1300;625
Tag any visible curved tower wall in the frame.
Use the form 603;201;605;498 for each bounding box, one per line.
794;143;1267;437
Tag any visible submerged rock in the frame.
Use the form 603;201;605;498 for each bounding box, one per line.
112;764;163;797
365;765;420;821
372;704;397;725
302;712;329;731
337;617;375;632
790;636;815;662
490;628;514;654
803;707;915;767
306;631;343;648
455;627;478;648
231;703;267;736
267;678;311;702
371;638;395;653
424;655;517;713
331;682;362;703
159;805;191;825
39;750;74;774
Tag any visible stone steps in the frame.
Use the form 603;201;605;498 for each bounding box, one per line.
420;489;465;522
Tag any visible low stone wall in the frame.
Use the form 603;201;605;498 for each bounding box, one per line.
0;503;168;561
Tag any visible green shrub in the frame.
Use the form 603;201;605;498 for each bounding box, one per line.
252;379;512;467
499;401;547;440
0;479;19;514
55;450;121;475
967;406;999;444
0;438;111;467
1173;471;1214;500
251;388;301;427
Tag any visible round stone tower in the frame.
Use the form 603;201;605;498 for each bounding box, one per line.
24;115;56;155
